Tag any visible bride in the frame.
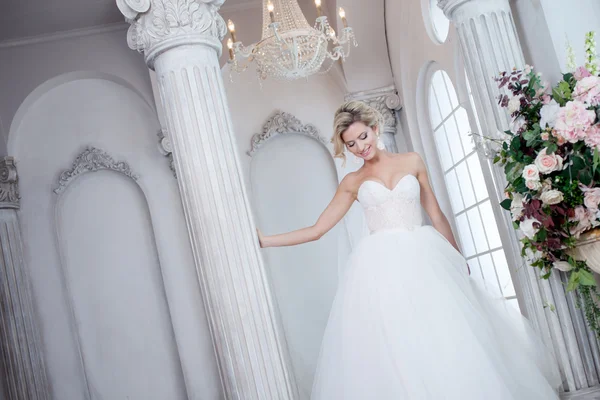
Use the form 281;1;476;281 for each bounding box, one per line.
257;101;561;399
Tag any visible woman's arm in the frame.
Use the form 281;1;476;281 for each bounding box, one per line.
412;153;461;253
258;175;357;248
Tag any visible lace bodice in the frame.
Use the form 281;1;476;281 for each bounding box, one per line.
357;174;423;233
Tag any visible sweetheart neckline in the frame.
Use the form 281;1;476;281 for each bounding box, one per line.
358;174;418;194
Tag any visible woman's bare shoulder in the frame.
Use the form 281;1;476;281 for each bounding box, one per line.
339;170;364;194
390;152;425;171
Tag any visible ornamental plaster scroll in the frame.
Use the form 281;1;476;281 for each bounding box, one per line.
158;129;176;178
0;157;19;209
117;0;228;65
54;147;139;194
247;110;328;156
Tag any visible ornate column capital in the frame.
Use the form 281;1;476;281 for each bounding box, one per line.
0;157;19;210
345;85;402;133
438;0;511;21
117;0;228;68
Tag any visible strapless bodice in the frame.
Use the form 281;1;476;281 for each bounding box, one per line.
357;174;423;233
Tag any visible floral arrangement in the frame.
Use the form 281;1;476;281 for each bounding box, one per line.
492;32;600;333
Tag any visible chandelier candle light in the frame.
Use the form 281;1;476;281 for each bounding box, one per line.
226;0;357;81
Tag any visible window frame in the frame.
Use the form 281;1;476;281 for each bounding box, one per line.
420;61;521;309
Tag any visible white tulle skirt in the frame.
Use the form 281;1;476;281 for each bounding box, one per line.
311;226;562;400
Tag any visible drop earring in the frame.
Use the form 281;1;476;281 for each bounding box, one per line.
377;135;386;150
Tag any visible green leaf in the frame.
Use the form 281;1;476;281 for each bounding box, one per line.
535;229;548;242
493;156;501;164
541;271;552;279
510;136;521;153
500;198;512;210
579;269;597;287
546;142;558;154
594;148;600;175
581;169;593;186
564;72;574;83
543;301;556;312
567;271;581;292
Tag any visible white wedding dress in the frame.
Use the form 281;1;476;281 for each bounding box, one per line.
310;174;562;399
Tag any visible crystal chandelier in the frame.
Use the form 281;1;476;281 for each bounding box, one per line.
226;0;357;81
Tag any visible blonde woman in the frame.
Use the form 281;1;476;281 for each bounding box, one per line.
258;101;560;399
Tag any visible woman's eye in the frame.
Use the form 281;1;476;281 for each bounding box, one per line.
360;133;367;140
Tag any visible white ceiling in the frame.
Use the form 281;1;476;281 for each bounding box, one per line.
0;0;262;42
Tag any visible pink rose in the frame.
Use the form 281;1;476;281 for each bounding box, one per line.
526;179;542;191
522;164;540;181
585;124;600;150
574;66;592;81
573;76;600;106
571;205;593;236
534;148;563;174
583;187;600;211
541;131;550;140
554;101;596;143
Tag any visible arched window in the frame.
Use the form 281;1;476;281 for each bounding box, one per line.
428;69;518;310
423;0;450;44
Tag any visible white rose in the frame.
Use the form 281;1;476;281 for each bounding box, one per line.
526;179;542;191
539;99;560;129
553;261;573;272
522;164;540;181
508;95;522;113
535;148;563;174
510;193;525;221
520;218;540;239
540;189;564;205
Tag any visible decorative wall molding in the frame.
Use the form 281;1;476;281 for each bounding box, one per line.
0;157;20;209
54;147;138;194
157;130;176;178
220;0;262;13
119;0;227;66
248;110;328;156
0;22;128;49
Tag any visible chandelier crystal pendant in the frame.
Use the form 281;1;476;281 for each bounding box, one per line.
226;0;357;81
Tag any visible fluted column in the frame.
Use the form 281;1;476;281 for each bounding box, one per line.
440;0;600;395
118;1;296;399
345;86;405;153
0;157;49;399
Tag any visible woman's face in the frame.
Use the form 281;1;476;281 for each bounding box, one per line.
341;121;379;161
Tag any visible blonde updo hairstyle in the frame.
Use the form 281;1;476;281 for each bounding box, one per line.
332;100;383;163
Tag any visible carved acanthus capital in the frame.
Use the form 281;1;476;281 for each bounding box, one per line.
346;86;402;133
437;0;510;21
0;157;19;209
117;0;228;67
